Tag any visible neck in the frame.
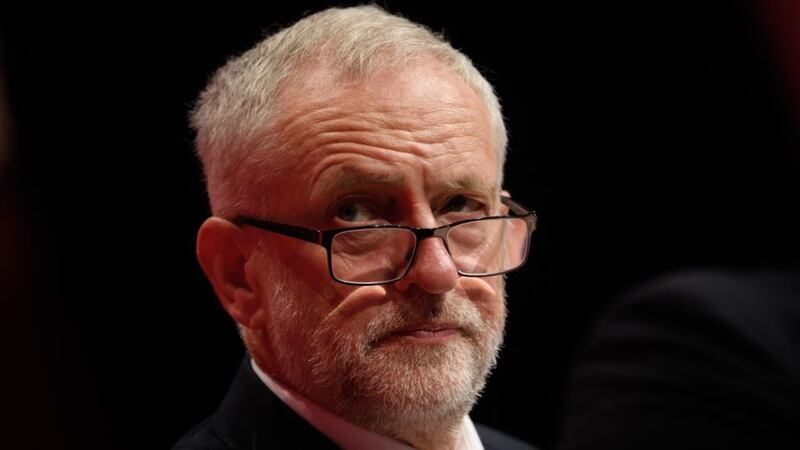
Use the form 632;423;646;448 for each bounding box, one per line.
396;425;464;450
357;407;468;450
247;335;475;449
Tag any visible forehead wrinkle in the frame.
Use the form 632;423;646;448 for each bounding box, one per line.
366;102;484;143
297;121;491;184
280;90;485;146
273;69;498;201
302;109;480;151
278;102;375;148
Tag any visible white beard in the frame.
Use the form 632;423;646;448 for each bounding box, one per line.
317;296;503;426
260;254;506;442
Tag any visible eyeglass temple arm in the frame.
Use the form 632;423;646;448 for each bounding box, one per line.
501;195;534;217
232;216;322;245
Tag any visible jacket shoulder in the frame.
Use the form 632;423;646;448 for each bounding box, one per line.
475;423;539;450
171;417;231;450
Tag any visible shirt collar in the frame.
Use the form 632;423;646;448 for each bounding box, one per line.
250;359;484;450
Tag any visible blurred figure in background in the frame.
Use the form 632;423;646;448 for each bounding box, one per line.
559;269;800;450
559;1;800;449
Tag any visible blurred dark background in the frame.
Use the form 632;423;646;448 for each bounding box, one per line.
1;1;798;449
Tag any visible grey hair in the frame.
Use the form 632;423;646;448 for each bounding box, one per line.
191;5;508;217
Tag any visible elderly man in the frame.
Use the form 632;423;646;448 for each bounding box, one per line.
174;5;537;450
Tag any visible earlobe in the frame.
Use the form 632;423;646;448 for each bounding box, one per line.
196;217;261;328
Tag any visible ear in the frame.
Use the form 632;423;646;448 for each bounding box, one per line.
196;217;262;328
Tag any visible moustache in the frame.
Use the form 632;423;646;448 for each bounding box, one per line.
363;293;484;347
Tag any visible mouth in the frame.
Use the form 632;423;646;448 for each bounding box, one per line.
376;322;463;345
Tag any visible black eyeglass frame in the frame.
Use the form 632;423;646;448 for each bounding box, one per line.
232;196;537;286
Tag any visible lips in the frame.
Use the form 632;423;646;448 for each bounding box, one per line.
400;328;460;338
377;322;462;345
393;322;459;333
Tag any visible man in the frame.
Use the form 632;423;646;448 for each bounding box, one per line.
174;6;537;450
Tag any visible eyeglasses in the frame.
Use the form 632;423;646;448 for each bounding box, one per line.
232;196;537;286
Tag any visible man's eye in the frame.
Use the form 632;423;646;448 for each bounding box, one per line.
443;195;484;213
335;201;375;222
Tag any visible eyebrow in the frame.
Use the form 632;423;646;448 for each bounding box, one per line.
318;165;406;192
440;174;496;196
317;165;496;197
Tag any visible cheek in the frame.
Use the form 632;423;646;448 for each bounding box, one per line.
281;242;327;277
267;236;344;307
314;286;396;350
457;277;506;324
251;245;330;336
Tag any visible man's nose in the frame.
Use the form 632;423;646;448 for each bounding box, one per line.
394;236;459;294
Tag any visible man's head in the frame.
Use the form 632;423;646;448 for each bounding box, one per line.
193;5;512;446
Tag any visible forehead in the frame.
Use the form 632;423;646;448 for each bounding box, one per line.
279;57;488;117
264;59;498;211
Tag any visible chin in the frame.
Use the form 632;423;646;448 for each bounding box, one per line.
327;332;497;427
305;290;506;427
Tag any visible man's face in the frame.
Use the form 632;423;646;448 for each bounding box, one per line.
243;59;506;429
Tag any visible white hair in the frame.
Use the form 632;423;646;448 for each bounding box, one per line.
191;5;508;217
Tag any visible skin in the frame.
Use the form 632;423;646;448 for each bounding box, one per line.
197;58;507;450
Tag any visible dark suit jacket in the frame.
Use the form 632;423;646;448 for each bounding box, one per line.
173;358;537;450
558;269;800;450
